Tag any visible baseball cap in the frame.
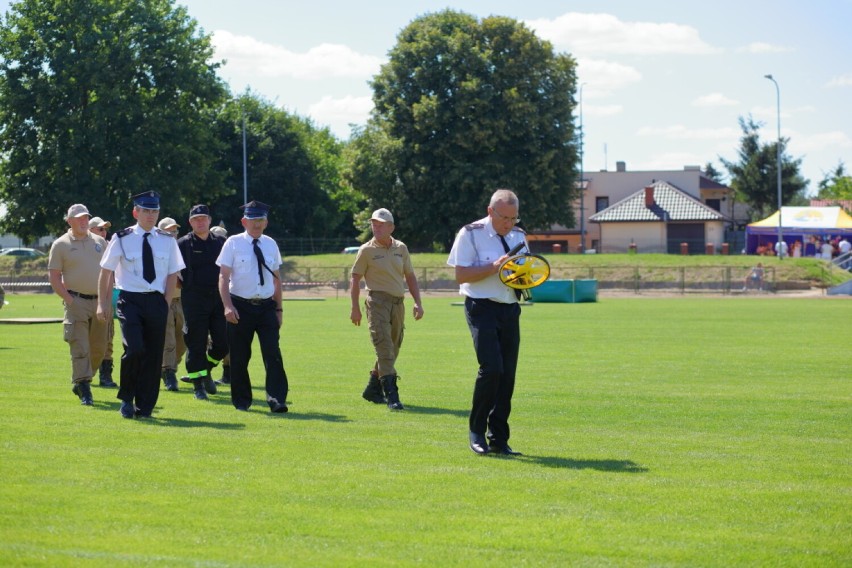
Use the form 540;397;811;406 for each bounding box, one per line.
158;217;180;231
370;208;394;224
88;216;111;229
189;204;210;219
66;204;91;220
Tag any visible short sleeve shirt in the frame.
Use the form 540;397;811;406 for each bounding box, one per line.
100;224;185;293
446;215;527;304
216;232;282;299
351;237;413;298
48;230;108;295
178;232;225;290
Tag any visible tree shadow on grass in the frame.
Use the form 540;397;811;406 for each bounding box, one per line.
402;404;469;418
515;454;648;473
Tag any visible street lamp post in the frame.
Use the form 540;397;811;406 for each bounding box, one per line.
579;82;587;253
242;109;248;205
764;74;783;259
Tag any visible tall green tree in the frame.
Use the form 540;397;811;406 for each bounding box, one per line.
816;162;852;205
720;116;808;220
0;0;228;241
208;93;352;248
352;10;578;250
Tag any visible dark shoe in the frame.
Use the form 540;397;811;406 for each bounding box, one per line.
489;442;522;456
270;402;288;413
162;369;179;392
380;374;404;410
193;381;208;400
235;405;249;411
78;381;94;406
135;410;152;418
215;365;231;386
180;375;194;384
203;375;217;395
361;371;385;404
98;359;117;388
469;432;490;455
119;400;136;419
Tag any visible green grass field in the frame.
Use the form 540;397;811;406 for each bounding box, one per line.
0;293;849;566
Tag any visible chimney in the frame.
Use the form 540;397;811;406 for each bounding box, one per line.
616;161;626;172
644;185;655;208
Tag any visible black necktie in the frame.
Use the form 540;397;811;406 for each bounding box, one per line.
252;238;265;286
499;235;523;301
142;233;155;283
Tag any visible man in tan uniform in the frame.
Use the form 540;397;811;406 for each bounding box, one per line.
49;204;109;406
349;208;424;410
157;217;186;391
88;216;117;387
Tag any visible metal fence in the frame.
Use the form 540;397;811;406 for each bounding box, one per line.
279;264;828;294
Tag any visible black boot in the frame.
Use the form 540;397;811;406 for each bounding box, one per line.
380;374;404;410
203;367;217;395
193;379;208;400
76;381;94;406
215;365;231;386
98;359;117;388
362;371;385;404
162;369;179;392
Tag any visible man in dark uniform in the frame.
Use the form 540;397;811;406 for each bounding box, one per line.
97;191;185;419
177;204;228;400
216;201;289;413
447;189;527;456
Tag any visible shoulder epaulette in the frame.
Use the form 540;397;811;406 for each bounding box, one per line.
116;227;133;238
465;223;485;231
155;228;173;237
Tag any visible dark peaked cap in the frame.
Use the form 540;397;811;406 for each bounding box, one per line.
240;200;270;219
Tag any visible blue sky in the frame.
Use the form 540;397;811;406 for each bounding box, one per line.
4;0;852;194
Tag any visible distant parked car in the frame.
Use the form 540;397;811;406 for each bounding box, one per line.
0;247;46;258
342;246;360;254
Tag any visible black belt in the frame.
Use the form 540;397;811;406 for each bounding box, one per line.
68;290;97;300
231;295;273;306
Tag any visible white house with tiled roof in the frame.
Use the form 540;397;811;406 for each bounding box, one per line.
589;181;731;254
527;161;749;254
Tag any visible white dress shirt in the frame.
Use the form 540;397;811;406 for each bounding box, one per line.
446;216;527;304
216;232;282;299
100;225;184;293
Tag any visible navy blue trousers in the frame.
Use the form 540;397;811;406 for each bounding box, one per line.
227;297;288;410
116;291;168;414
464;297;521;444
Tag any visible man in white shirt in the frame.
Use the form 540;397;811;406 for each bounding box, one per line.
97;191;185;419
447;189;527;456
217;201;289;413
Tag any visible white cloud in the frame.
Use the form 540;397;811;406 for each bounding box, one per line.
825;74;852;87
584;104;623;117
577;58;641;97
308;95;373;126
636;125;740;140
739;42;794;54
692;93;739;107
635;153;708;171
526;12;718;55
212;30;384;80
792;131;852;153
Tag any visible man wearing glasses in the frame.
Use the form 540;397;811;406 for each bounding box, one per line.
447;189;527;456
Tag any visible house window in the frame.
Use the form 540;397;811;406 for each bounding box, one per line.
706;198;721;212
595;197;609;212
